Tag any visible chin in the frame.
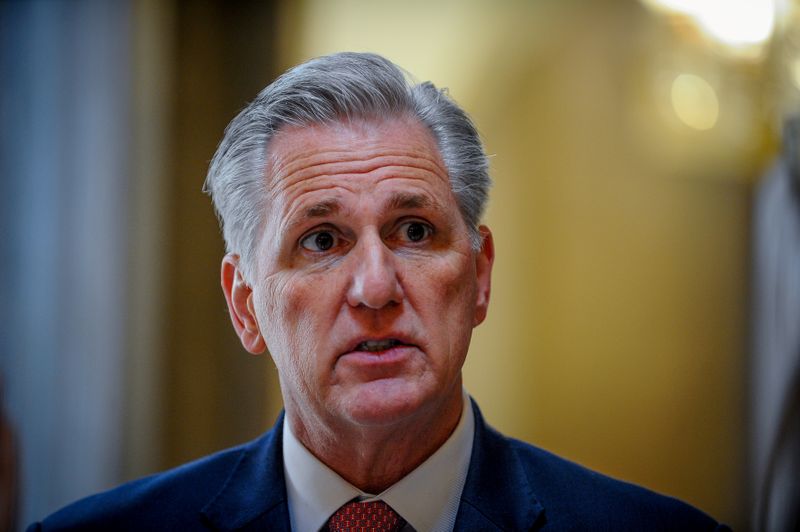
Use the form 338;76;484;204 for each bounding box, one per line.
337;378;432;427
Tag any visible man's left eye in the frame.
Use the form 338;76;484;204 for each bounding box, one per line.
400;221;432;242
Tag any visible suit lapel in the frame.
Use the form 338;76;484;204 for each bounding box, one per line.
198;404;544;531
200;413;291;531
455;400;545;531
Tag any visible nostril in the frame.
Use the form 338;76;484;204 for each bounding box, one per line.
347;274;402;309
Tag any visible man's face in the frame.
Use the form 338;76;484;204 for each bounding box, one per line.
229;116;492;430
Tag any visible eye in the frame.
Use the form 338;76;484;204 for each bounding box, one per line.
400;221;433;243
300;230;338;252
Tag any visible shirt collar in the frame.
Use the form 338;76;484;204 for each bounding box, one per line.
283;391;475;532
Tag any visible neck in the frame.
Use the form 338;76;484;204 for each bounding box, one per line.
287;389;464;494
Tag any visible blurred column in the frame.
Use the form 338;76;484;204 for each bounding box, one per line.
751;127;800;530
123;0;174;483
158;0;281;470
0;0;133;525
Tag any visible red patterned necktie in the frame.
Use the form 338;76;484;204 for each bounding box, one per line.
327;500;404;532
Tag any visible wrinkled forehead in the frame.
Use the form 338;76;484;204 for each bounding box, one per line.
264;115;448;189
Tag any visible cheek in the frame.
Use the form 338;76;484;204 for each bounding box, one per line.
256;273;334;373
439;254;477;307
404;253;478;327
255;275;306;366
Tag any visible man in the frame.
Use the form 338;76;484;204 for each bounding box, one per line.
30;52;728;531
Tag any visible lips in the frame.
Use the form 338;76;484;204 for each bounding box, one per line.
344;336;419;355
354;339;402;352
336;336;421;377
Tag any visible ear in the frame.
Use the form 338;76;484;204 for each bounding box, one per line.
473;225;494;327
221;254;266;354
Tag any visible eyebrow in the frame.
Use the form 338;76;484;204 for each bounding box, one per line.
302;199;341;219
283;199;342;234
387;192;432;211
288;192;436;233
300;193;431;220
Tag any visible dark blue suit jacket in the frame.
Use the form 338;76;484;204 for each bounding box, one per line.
30;402;728;531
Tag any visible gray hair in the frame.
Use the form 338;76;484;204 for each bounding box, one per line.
204;52;490;278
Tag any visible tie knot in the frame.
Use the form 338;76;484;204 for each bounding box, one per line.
328;499;404;532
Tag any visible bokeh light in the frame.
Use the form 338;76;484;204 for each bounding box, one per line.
643;0;776;57
671;73;720;130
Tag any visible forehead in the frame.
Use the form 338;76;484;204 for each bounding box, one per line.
265;116;450;199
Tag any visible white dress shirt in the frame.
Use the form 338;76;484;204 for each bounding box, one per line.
282;391;475;532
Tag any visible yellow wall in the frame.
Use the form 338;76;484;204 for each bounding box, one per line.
274;1;781;527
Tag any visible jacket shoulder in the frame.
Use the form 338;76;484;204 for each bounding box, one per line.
29;437;263;532
504;435;728;531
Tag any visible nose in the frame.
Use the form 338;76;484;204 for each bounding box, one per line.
346;233;403;309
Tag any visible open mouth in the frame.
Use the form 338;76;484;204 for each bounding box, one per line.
352;339;411;353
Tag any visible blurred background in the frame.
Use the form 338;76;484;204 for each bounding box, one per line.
2;0;799;530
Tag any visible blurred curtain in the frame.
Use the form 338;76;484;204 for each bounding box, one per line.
0;0;133;526
751;123;800;531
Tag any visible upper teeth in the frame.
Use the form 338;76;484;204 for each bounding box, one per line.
357;339;401;352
